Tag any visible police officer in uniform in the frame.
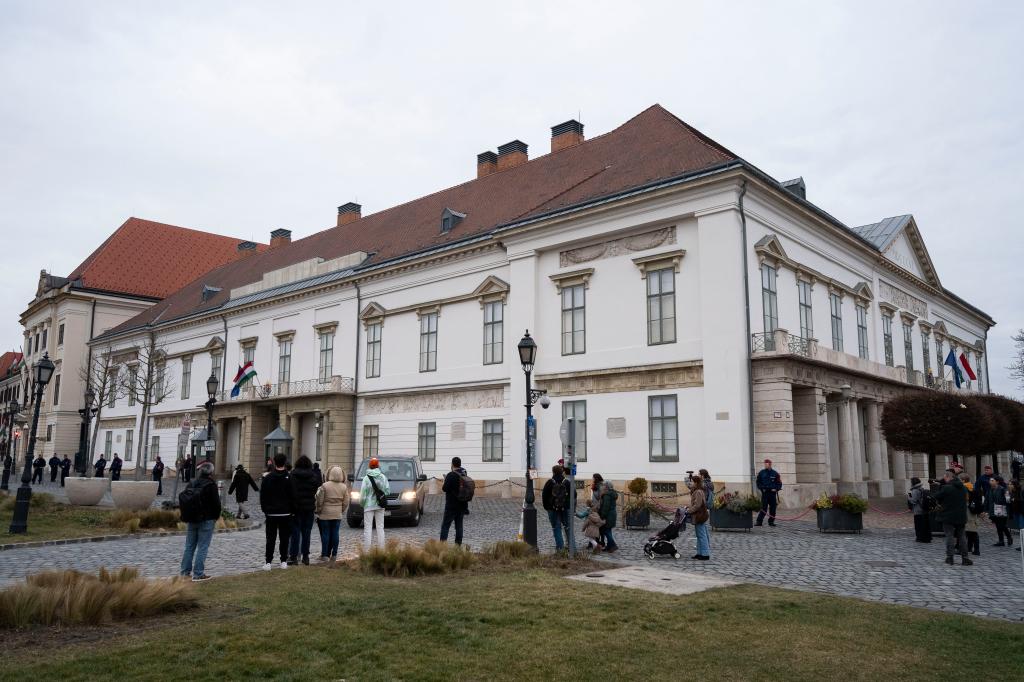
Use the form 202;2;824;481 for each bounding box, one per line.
755;458;783;527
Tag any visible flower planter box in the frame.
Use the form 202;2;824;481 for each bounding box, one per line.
816;508;863;533
65;477;109;506
710;508;753;531
624;508;651;530
110;480;159;511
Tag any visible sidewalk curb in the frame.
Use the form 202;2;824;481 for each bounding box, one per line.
0;521;264;552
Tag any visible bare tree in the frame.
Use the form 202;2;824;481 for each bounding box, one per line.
78;347;128;465
1011;329;1024;391
121;332;175;480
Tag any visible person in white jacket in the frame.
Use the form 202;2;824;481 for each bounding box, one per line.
359;457;390;550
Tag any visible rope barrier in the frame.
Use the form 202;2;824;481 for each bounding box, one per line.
867;505;912;516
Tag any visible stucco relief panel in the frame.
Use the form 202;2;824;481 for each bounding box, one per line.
364;388;504;415
879;281;928;318
559;226;676;268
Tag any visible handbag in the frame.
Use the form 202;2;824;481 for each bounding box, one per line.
368;476;389;508
992;504;1007;518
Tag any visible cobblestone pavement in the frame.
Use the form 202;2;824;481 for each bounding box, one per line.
2;493;1021;622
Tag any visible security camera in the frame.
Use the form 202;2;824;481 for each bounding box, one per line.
539;395;551;409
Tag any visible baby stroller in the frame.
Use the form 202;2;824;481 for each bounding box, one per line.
643;507;689;559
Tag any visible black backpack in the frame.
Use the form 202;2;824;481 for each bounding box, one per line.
920;490;937;514
551;479;568;512
457;472;475;502
178;481;204;522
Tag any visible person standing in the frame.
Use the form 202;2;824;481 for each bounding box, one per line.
907;477;931;543
933;468;971;566
182;455;193;483
227;464;259;519
988;476;1014;547
31;455;45;484
598;479;619;553
59;454;71;487
1008;479;1023;553
260;453;295;570
440;457;469;545
178;461;221;581
961;474;981;556
109;454;122;481
93;455;107;478
541;464;571;552
755;458;782;527
312;462;323;487
699;468;715;509
687;474;711;560
288;456;319;565
314;466;348;561
2;451;12;489
48;455;60;483
152;456;165;496
359;457;390;551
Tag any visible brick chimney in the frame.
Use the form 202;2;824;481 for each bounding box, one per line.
477;151;497;178
236;241;258;259
337;202;361;227
551;119;584;152
496;140;528;171
269;228;291;249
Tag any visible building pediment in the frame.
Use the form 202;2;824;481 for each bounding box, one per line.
472;276;510;305
360;302;387;324
753;234;790;265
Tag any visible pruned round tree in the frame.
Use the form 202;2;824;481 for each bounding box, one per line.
880;392;996;456
976;394;1024;452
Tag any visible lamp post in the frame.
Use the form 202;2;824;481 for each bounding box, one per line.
10;353;55;534
203;373;219;473
1;400;18;491
517;331;549;549
75;387;97;477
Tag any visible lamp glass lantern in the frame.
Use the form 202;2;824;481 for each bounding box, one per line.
35;354;55;386
206;373;219;400
517;331;537;373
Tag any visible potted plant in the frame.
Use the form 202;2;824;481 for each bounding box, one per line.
623;477;657;530
710;491;760;531
810;493;867;533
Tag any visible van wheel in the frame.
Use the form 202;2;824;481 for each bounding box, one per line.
409;505;422;527
347;518;361;529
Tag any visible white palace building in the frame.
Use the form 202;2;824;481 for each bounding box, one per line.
86;105;995;506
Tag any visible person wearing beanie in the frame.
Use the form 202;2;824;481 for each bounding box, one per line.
227;464;259;519
907;477;931;543
359;457;390;550
755;458;782;527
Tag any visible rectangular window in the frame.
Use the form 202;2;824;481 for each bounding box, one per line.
149;435;159;466
902;322;914;371
482;419;504;462
57;323;64;346
797;280;813;339
761;264;778;349
648;395;679;462
829;293;843;352
882;314;894;367
647;268;676;345
46;424;53;441
124;429;133;462
417;422;436;461
935;337;944;381
108;371;117;407
34;334;39;353
52;374;61;406
483;301;503;365
362;425;379;457
921;332;932;381
105;431;113;457
856;304;869;359
419;312;438;372
211;353;222;386
561;284;585;355
318;332;334;383
243;345;255;366
561;400;587;462
42;329;48;351
127;366;137;406
278;339;292;385
154;363;166;403
181;356;192;400
366;323;382;378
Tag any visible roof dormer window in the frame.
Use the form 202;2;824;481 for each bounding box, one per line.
441;208;465;234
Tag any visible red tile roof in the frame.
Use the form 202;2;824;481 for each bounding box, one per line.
0;352;23;378
107;104;739;334
68;217;264;300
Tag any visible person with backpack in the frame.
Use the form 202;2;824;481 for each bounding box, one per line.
227;464;259;519
314;466;348;562
440;456;472;545
755;458;782;527
987;476;1014;548
961;473;982;556
178;461;221;581
933;468;972;566
542;464;571;552
260;452;296;570
597;479;619;553
908;477;932;543
360;457;390;551
288;456;319;565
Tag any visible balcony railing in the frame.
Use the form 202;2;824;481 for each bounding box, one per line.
221;375;355;402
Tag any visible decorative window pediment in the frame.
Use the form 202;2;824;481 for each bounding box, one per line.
360;302;387;327
204;336;225;350
472;275;510;306
239;336;258;349
273;329;295;341
313;321;338;335
549;267;594;292
753;234;789;265
878;301;899;316
632;249;686;279
853;282;873;303
899;311;918;325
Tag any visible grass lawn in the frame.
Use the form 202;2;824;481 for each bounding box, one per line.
2;558;1022;682
0;492;115;544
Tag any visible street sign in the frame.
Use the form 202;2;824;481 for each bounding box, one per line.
203;444;215;453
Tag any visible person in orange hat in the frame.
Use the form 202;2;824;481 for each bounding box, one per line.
359;457;390;550
755;458;782;527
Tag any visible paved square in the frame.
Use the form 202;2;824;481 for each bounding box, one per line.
567;565;738;595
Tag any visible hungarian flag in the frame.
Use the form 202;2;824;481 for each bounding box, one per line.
944;349;963;389
958;352;977;381
231;361;257;397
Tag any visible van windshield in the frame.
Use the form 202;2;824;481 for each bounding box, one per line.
355;459;417;481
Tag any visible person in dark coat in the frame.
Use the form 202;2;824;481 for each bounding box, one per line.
109;454;122;481
228;464;259;519
260;453;296;570
2;451;13;489
933;469;971;566
59;455;72;486
48;455;60;483
182;455;193;483
153;456;165;495
288;456;319;565
755;458;782;527
312;462;324;487
987;476;1014;547
93;455;107;478
541;464;571;552
179;461;221;581
31;455;45;484
440;456;468;545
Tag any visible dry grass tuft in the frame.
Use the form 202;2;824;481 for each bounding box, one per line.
358;539;476;577
108;509;180;533
485;541;535;560
0;567;197;629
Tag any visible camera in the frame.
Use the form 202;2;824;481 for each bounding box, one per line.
539;395;551;409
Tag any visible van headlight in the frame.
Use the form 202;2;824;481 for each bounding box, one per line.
400;490;417;502
350;491;360;502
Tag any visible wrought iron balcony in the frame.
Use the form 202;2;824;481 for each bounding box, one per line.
222;375;355;402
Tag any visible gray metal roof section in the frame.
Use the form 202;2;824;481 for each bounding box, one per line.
851;215;912;250
219;266;357;312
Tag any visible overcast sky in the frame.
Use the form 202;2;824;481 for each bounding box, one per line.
1;1;1021;397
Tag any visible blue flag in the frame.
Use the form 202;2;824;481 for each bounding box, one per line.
943;349;962;388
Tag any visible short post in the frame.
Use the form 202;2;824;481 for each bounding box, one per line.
564;418;576;558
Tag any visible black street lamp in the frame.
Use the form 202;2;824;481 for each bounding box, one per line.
517;330;549;549
9;353;55;534
75;387;97;477
203;373;219;471
1;400;19;491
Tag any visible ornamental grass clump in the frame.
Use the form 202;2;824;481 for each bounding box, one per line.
810;493;867;514
0;567;197;629
713;491;761;513
485;540;534;561
358;539;475;577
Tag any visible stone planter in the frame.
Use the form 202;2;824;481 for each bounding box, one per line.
710;508;753;531
816;508;863;533
110;480;159;511
624;508;651;530
65;477;109;506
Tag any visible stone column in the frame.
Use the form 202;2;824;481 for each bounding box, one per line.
890;446;908;493
289;413;302;463
864;401;893;497
837;398;867;496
